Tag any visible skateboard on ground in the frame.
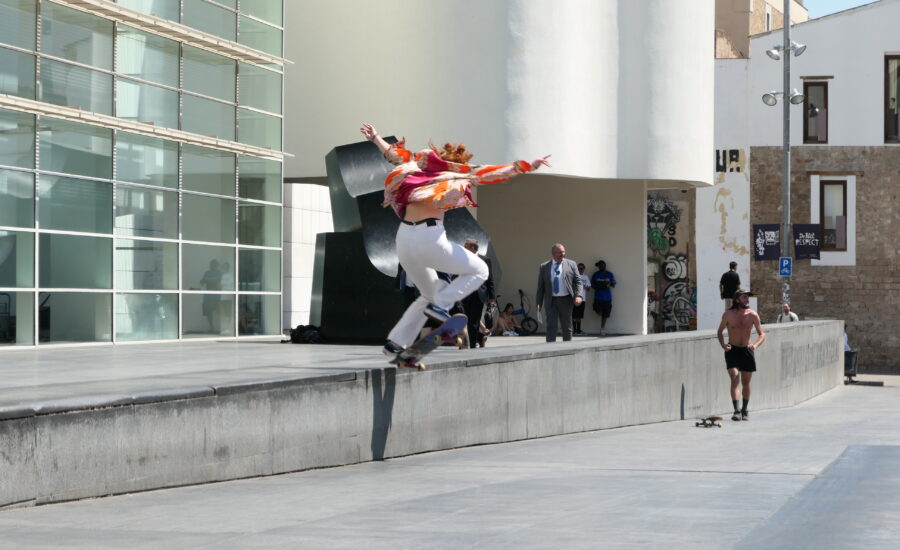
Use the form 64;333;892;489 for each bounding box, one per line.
695;416;723;428
392;314;468;371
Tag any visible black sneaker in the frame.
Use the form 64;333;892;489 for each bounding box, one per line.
741;411;749;421
382;340;404;359
424;303;451;323
731;411;742;421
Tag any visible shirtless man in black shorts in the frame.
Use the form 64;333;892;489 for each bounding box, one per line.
716;289;766;421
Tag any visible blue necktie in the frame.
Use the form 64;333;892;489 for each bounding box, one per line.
553;264;560;294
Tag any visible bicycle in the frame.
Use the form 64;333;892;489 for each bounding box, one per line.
489;289;539;336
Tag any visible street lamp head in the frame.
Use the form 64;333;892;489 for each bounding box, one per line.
789;89;805;104
766;46;782;61
762;92;779;106
792;42;807;56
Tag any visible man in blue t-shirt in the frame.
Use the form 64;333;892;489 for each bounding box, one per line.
591;260;616;336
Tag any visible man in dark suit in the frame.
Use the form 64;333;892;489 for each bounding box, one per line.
536;243;584;342
461;238;495;348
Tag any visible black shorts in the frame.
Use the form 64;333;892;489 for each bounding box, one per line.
725;346;756;372
593;300;612;318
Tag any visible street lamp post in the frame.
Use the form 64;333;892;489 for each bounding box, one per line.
761;0;806;306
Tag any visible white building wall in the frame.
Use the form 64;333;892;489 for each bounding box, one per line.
286;0;714;185
749;0;900;146
282;183;333;329
698;59;752;330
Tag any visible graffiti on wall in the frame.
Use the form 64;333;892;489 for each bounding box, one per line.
714;148;748;185
659;254;697;332
647;194;682;256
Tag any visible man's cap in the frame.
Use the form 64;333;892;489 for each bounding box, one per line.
729;261;738;268
594;260;606;267
733;288;753;299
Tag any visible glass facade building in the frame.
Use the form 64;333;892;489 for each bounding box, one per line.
0;0;284;346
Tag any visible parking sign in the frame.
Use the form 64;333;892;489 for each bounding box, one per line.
779;257;793;277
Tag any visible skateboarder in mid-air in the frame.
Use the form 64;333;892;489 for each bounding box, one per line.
716;289;766;421
359;123;550;363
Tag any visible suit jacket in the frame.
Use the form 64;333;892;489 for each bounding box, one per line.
536;258;584;310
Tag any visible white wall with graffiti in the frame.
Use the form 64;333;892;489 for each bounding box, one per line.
696;59;752;330
647;192;696;332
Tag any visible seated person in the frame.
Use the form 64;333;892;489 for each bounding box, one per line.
494;303;523;336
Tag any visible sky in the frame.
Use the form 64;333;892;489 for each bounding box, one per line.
804;0;880;18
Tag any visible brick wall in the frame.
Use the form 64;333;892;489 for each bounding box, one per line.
749;146;899;372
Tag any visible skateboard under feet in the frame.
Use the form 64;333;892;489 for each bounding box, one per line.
392;314;468;371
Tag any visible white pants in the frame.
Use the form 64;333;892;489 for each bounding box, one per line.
387;221;488;347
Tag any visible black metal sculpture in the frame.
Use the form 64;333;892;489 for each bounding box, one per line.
309;139;501;342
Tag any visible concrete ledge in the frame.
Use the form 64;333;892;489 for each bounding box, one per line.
0;321;843;507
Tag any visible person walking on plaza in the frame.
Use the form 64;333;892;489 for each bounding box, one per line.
360;123;550;360
536;243;584;342
717;289;766;421
776;302;799;323
719;261;741;311
461;238;495;348
590;260;616;336
573;263;591;334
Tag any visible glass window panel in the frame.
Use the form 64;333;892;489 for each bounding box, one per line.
115;293;178;341
0;230;34;287
116;25;178;87
115;0;180;22
41;2;113;70
238;108;281;150
39;175;112;234
39;117;113;179
0;48;35;99
183;0;236;42
238;156;281;202
241;1;282;26
115;239;177;290
0;169;34;228
183;293;234;338
115;185;178;239
238;248;279;292
116;78;179;128
182;95;235;140
0;108;34;168
116;132;177;188
238;16;282;57
39;59;113;114
238;202;280;247
183;243;234;291
183;194;235;244
39;234;111;289
38;292;111;343
888;57;899;142
239;63;281;114
183;45;235;102
183;145;235;196
821;183;845;250
0;291;34;346
238;294;279;336
805;84;826;143
0;0;36;50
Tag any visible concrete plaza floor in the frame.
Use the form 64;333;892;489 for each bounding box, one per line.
0;373;896;548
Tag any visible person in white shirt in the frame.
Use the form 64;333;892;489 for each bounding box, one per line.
776;302;799;323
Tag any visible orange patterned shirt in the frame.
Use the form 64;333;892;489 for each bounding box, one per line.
382;140;534;217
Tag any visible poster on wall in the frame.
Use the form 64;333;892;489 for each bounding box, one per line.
753;224;780;260
793;223;821;260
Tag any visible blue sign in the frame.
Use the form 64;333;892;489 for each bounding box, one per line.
779;257;793;277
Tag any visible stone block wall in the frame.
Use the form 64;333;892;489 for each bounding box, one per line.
749;146;899;371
